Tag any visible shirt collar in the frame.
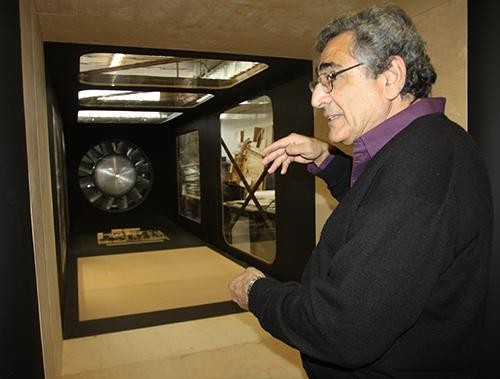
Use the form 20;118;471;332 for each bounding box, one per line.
351;97;446;187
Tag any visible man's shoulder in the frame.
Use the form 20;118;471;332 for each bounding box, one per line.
370;113;485;199
389;113;475;158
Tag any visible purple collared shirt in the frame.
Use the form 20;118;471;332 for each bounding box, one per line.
308;97;446;187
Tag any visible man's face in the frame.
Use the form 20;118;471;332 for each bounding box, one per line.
311;32;390;145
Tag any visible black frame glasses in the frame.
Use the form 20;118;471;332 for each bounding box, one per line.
308;63;364;93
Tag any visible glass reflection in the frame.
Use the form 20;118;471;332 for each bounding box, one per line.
177;131;201;222
79;53;268;89
220;96;275;263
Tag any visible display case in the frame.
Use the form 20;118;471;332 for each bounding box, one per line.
177;130;201;222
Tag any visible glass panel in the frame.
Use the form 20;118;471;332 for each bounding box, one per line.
177;131;201;222
79;53;268;89
220;96;275;263
79;90;214;109
77;110;182;124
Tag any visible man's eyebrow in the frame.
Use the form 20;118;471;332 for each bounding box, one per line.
316;61;341;74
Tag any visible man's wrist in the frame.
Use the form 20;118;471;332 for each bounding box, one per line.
247;276;264;298
313;149;331;167
309;153;334;175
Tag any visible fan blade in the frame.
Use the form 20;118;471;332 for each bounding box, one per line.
86;147;102;162
116;141;128;155
78;162;94;176
86;190;103;203
118;196;128;210
128;188;143;202
128;148;144;163
135;161;150;173
101;141;114;156
136;176;150;188
102;196;115;210
79;176;94;189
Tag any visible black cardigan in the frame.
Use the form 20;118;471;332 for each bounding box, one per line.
249;113;493;378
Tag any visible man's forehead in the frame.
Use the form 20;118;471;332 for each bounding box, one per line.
316;61;341;74
316;32;353;73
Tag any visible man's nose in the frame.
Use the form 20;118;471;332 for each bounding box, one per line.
311;85;329;109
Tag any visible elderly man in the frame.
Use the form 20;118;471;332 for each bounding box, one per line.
229;5;492;378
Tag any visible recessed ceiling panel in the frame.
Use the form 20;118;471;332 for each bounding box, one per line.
77;110;182;124
79;90;214;109
79;53;269;89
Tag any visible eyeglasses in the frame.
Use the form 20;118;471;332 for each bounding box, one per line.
308;62;364;93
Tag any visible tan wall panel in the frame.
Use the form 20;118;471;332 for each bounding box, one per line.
414;0;467;129
313;0;467;239
19;0;63;378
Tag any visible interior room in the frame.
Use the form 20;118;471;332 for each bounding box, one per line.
7;1;498;379
43;41;316;340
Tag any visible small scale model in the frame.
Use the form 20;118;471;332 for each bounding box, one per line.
97;227;168;246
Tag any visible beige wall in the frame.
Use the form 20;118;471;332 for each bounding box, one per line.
313;0;467;240
19;0;63;378
414;0;467;129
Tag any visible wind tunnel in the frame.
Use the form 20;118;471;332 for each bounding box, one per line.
44;43;316;337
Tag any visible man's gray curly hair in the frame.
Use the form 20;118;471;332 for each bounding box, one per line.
316;5;436;99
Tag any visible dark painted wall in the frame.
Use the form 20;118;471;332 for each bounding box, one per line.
468;2;500;377
174;73;316;282
0;1;45;378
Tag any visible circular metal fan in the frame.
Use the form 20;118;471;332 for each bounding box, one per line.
78;140;153;212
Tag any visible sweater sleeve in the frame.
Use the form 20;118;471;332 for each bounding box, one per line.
312;150;352;201
248;193;453;369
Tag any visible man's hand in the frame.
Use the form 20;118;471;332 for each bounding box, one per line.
262;133;331;174
228;267;265;310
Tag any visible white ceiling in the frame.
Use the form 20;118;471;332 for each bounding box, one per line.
34;0;449;59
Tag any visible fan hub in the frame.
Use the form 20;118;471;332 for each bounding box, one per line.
93;155;137;197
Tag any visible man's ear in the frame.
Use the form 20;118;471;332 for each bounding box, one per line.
382;56;407;100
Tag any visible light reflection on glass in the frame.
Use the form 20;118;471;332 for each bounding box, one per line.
220;96;276;263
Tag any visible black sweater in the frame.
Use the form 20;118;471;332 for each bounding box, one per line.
249;114;493;378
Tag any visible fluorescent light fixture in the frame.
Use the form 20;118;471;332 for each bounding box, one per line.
79;90;214;109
